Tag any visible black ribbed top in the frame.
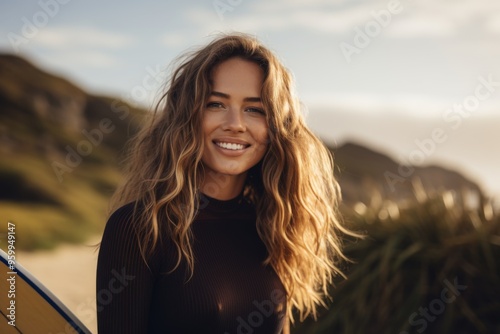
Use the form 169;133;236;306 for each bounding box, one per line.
96;194;287;333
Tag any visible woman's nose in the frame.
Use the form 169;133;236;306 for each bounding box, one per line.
222;107;246;132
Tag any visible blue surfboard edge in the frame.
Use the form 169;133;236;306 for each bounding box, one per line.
0;248;92;334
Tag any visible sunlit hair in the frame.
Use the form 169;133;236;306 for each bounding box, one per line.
109;33;352;322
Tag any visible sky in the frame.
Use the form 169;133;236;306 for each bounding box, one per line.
1;0;499;113
1;0;499;195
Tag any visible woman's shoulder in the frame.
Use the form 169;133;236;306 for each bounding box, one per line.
108;201;137;219
105;201;144;233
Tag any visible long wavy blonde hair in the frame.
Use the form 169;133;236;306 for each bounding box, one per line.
109;33;352;322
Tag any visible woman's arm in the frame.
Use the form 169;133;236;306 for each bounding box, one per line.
96;204;155;333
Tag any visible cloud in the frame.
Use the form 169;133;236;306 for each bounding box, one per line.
385;0;500;38
26;26;132;70
385;16;456;38
289;6;384;34
188;1;378;35
485;14;500;35
184;7;224;33
251;0;351;12
34;26;134;49
41;50;124;69
190;0;500;40
233;5;377;34
302;92;500;130
159;32;186;48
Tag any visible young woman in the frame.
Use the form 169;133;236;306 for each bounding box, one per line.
97;33;350;333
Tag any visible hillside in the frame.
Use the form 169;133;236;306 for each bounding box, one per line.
307;107;500;197
0;54;145;250
0;54;487;250
332;142;484;208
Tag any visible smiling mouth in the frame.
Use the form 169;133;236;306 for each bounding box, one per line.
214;141;249;151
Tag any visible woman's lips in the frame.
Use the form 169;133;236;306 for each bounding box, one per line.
212;140;251;156
215;142;246;150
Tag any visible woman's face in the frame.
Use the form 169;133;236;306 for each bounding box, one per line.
201;57;269;189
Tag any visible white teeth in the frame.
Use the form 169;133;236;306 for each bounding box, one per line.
216;142;245;150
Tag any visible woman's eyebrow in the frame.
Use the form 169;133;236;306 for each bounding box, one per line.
210;91;262;102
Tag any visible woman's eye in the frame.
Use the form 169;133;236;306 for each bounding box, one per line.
206;102;225;109
246;107;265;115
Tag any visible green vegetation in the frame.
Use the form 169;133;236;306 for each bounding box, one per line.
0;153;122;250
293;191;500;333
0;54;144;252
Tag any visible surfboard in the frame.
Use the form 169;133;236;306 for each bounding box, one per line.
0;248;92;334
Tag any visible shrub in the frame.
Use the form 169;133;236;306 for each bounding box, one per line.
294;190;500;334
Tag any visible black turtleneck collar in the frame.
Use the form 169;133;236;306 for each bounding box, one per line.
196;191;254;220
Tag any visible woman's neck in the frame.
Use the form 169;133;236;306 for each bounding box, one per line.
200;171;247;200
